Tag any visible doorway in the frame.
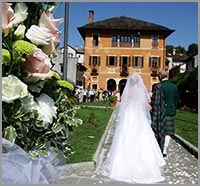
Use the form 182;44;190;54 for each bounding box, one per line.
107;79;116;91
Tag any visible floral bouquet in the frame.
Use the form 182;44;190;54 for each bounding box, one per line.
2;2;82;162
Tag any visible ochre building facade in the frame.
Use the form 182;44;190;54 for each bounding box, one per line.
78;11;174;94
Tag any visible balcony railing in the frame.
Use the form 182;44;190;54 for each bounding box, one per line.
90;67;99;76
152;42;159;48
120;70;129;77
151;66;159;77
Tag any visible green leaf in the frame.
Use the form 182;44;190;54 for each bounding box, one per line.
28;150;40;159
52;123;62;133
18;123;29;135
39;149;48;157
34;120;43;128
44;131;53;137
57;80;74;91
4;126;18;143
37;142;47;149
67;119;78;127
53;71;61;80
49;146;58;153
13;99;23;114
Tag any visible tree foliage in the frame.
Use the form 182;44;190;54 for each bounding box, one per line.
166;45;174;55
171;67;198;112
166;43;198;57
187;43;198;57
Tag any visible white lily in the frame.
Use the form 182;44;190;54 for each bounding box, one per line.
8;3;28;28
26;25;51;46
14;24;26;40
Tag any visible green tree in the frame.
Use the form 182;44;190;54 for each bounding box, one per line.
166;45;174;55
175;45;186;55
187;43;198;57
171;67;198;112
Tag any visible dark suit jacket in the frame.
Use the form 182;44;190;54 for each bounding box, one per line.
160;80;179;116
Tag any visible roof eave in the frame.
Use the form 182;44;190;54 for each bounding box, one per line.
78;27;175;39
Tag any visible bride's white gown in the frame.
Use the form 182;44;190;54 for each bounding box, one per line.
101;74;166;184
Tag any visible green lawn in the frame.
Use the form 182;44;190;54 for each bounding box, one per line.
174;109;198;147
67;105;198;164
77;100;110;107
67;106;113;163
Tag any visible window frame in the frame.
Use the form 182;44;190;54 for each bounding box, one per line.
119;35;132;47
107;55;117;67
133;56;143;68
152;35;159;48
89;56;101;67
111;35;118;46
133;35;140;47
149;56;161;68
92;33;99;46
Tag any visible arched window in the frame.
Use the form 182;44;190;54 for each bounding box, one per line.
119;35;131;47
133;35;140;47
152;35;159;48
111;35;118;46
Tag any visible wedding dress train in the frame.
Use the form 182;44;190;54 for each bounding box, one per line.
101;74;166;184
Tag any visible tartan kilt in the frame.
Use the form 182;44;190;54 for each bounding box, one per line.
165;116;175;135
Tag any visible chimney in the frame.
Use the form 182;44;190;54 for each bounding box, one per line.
89;10;94;23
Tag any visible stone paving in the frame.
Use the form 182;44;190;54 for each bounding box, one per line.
58;104;198;185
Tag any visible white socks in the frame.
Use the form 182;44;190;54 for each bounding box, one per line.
163;135;171;155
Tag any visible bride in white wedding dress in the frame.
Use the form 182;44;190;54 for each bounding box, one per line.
101;73;166;184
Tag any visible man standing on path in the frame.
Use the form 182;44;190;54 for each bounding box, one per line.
151;70;179;157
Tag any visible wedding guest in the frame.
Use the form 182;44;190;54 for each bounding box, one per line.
152;70;179;157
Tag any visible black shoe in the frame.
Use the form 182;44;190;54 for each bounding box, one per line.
163;153;167;157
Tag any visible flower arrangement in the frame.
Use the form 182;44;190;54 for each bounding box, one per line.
2;2;82;160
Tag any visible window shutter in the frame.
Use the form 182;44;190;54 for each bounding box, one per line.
98;56;101;66
106;56;109;66
141;57;144;67
149;57;152;67
89;56;92;66
115;56;117;66
132;56;135;67
119;57;122;66
128;57;131;67
158;57;161;67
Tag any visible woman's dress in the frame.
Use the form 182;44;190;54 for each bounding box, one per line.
101;74;166;184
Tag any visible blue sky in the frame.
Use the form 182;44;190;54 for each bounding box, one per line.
53;2;198;50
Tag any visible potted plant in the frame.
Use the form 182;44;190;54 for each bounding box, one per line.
109;95;117;107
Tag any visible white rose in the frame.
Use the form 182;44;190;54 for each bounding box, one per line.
2;75;29;103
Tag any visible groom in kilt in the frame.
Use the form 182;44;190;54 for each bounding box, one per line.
151;70;179;157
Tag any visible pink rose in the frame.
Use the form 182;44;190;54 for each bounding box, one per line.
39;10;64;58
22;48;54;83
2;2;15;36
